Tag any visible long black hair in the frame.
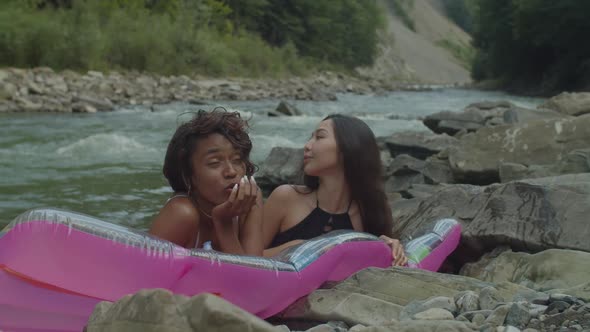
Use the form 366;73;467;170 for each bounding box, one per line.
303;114;393;237
163;108;256;193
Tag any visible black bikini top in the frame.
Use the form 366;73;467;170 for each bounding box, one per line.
270;196;353;248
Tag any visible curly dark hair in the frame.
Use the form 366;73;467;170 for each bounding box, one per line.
163;108;257;193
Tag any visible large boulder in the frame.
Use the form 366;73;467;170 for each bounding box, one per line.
256;147;303;196
539;92;590;116
385;154;454;196
381;131;458;160
86;289;276;332
424;101;567;137
448;115;590;184
391;174;590;265
499;149;590;182
279;267;533;326
461;248;590;301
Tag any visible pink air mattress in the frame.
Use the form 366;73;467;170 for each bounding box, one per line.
0;208;461;332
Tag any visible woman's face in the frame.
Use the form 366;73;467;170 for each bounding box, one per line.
303;119;341;176
190;133;246;207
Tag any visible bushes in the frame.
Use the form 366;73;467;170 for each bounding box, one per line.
0;0;310;76
0;0;380;76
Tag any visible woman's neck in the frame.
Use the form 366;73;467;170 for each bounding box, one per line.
317;171;351;213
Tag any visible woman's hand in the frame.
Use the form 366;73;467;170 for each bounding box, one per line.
211;175;258;225
379;235;408;267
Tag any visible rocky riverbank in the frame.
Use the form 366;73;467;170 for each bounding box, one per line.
0;67;461;113
84;92;590;331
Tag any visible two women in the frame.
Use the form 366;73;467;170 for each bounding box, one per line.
150;109;406;266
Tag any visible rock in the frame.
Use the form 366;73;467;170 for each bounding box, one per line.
499;149;590;182
0;82;17;100
392;174;590;264
400;296;456;321
485;305;511;327
505;303;531;329
349;320;476;331
499;326;521;332
256;147;303;196
281;289;403;326
384;155;454;196
423;110;485;136
73;94;114;111
382;132;458;160
472;312;486;326
72;102;97;113
448;115;590;184
281;268;532;326
539;92;590;116
549;294;578;305
457;310;492;321
86;289;276;332
455;291;480;314
460;249;590;296
480;287;505;311
413;308;454;320
274;101;301;116
546;301;570;315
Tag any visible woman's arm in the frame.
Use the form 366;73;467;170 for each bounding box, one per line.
261;185;295;255
239;189;264;256
211;176;258;255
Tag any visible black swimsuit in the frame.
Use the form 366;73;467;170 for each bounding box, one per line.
270;197;354;248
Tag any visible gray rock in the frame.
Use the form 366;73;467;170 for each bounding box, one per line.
423;110;485;136
539;92;590;116
448;115;590;184
499;149;590;183
457;310;492;321
530;294;550;305
392;174;590;265
472;313;486;326
485;304;511;327
400;296;456;320
273;101;301;116
413;308;454;320
281;268;531;327
86;289;276;332
382;132;458;160
455;291;480;314
528;304;548;318
460;249;590;296
480;287;505;311
256;147;303;195
546;301;570;315
384;155;454;195
549;294;578;304
505;303;531;329
73;94;114;111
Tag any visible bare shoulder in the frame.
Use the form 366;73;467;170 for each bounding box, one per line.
150;197;199;240
268;184;309;202
164;197;199;219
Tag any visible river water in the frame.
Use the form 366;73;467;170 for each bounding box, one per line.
0;89;542;229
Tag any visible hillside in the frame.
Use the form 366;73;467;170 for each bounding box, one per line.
358;0;473;85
